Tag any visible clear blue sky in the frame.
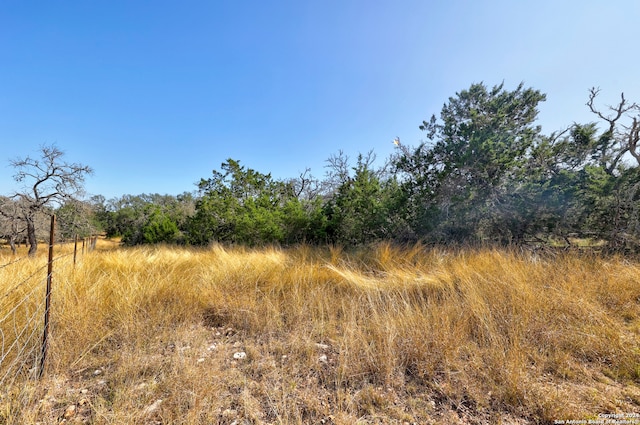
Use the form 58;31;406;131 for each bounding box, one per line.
1;1;639;199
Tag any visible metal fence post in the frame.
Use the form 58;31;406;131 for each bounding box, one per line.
73;234;78;267
38;214;55;379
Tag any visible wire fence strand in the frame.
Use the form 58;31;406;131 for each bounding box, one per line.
0;255;29;270
0;275;47;325
0;297;45;387
1;226;98;391
0;263;49;304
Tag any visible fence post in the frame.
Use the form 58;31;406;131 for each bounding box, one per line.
38;214;55;379
73;234;78;267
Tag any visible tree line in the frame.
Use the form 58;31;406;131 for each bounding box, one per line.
3;82;640;252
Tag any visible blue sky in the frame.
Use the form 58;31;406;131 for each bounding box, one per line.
1;1;639;199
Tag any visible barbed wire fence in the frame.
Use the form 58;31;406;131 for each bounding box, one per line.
0;215;95;390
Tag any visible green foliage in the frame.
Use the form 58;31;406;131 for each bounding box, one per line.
64;83;640;251
99;193;192;245
142;207;180;244
396;82;547;242
577;166;640;249
188;159;317;246
323;154;402;245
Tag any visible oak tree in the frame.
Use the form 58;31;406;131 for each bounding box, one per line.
8;145;92;256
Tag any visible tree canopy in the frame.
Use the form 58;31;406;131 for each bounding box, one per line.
1;145;92;255
6;83;640;252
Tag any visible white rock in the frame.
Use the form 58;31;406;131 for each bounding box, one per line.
197;357;205;363
222;408;237;417
63;404;76;418
93;369;102;376
143;399;163;416
233;351;246;360
318;354;328;363
207;344;217;351
315;343;330;350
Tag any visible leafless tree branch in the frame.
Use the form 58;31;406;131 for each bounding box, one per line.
7;145;93;256
586;88;640;171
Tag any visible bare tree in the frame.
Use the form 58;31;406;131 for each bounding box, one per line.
8;145;93;256
0;196;27;254
323;149;386;196
587;88;640;173
285;168;325;201
57;199;99;241
324;150;351;193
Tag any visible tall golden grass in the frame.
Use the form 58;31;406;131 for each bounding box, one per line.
0;241;638;424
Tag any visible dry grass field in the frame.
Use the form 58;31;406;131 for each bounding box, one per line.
0;240;639;424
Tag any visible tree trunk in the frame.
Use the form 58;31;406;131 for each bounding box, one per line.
26;215;37;256
8;235;17;255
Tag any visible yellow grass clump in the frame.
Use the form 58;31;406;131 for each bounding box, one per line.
0;240;639;424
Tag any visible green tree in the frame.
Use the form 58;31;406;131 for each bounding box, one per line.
141;206;180;244
100;193;193;245
542;90;640;248
189;159;307;246
395;82;547;243
323;152;402;245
